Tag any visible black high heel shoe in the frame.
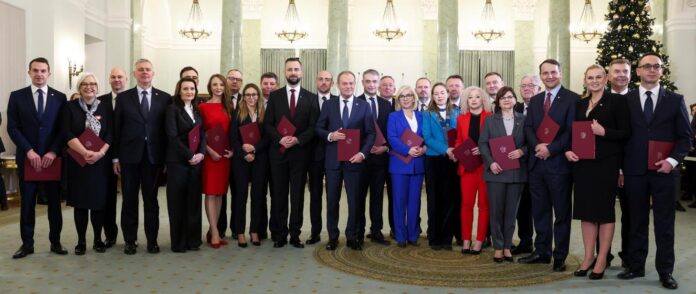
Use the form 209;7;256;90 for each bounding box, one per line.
493;256;504;263
574;268;590;277
589;270;605;280
470;249;481;255
461;248;471;255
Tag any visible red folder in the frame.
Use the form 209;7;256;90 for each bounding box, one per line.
389;129;424;164
648;140;674;170
447;129;457;147
452;138;482;171
489;135;520;170
276;116;296;153
536;115;560;144
188;126;200;152
337;129;360;161
206;125;230;154
239;122;261;146
572;121;595;159
67;129;106;167
24;158;62;181
373;120;386;146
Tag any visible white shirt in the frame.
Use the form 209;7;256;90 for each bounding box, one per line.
450;97;461;108
639;84;660;112
184;104;195;123
366;95;379;119
405;112;418;132
111;92;119;110
545;85;562;105
230;93;239;107
263;97;269;109
286;85;301;106
30;84;49;113
327;96;354;142
136;85;152;110
318;92;330;111
611;88;629;95
418;97;430;111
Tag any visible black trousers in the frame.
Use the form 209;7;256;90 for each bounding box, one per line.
528;171;572;260
515;183;534;247
103;170;119;241
358;159;387;238
326;167;361;241
233;155;268;234
166;163;202;251
424;155;458;246
270;159;308;241
19;178;62;247
307;159;324;237
74;208;103;244
0;175;7;207
120;159;161;244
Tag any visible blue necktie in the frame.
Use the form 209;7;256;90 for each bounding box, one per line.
369;97;377;119
644;91;653;123
342;99;350;128
37;89;44;118
141;90;150;118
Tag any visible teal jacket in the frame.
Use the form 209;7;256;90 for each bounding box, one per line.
422;108;461;156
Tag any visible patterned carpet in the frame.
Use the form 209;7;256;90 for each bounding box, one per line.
314;239;579;288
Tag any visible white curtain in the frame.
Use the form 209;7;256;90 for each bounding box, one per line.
0;2;27;156
459;50;515;88
260;48;327;93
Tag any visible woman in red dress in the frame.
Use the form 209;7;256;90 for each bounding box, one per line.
200;74;233;248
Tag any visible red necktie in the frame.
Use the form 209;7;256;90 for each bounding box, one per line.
544;92;552;114
290;89;296;117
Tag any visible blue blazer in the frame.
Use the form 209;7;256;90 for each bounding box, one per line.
523;86;580;174
387;111;425;175
315;97;376;171
422;108;460;156
7;86;66;171
623;87;693;175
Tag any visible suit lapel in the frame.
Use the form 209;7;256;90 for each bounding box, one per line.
349;98;360;126
651;87;667;125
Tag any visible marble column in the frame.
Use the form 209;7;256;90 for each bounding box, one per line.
327;0;348;76
547;0;570;86
665;0;696;106
242;1;262;82
221;0;243;73
512;0;536;87
131;0;143;83
421;0;437;80
437;0;458;83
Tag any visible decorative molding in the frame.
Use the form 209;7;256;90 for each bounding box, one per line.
142;38;221;51
242;0;262;19
421;0;437;20
512;0;536;21
690;0;696;7
67;0;87;10
107;16;133;30
85;4;107;27
666;16;696;32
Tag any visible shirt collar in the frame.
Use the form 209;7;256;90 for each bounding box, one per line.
286;84;300;96
340;96;354;103
31;84;48;95
639;84;660;98
546;85;561;99
611;88;629;95
136;85;152;95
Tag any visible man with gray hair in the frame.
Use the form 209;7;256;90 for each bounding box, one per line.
514;73;542;116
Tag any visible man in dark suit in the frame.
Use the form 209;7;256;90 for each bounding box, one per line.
378;75;396;238
112;58;171;255
357;69;391;246
617;53;692;290
378;75;396;107
446;75;464;110
686;103;696;208
315;70;376;251
306;70;336;245
259;71;279;241
519;59;580;272
0;111;7;211
484;72;505;109
219;68;244;240
8;57;68;258
263;57;319;248
415;78;431;112
96;67;128;249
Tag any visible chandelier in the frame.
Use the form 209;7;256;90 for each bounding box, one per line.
178;0;211;41
570;0;603;43
472;0;504;42
373;0;406;41
276;0;307;43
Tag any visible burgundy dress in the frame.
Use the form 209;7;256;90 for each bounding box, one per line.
199;102;231;195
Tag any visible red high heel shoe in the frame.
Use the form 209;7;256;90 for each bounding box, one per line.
220;239;229;246
211;242;221;249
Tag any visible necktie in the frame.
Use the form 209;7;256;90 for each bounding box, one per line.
370;97;377;119
321;96;327;110
37;89;44;118
644;91;654;123
342;99;350;128
421;103;426;111
544;92;552;114
289;89;296;117
140;90;149;118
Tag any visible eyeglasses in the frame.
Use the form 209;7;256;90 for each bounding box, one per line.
398;93;415;99
520;84;537;89
638;64;663;71
243;93;258;98
79;82;97;87
500;95;516;100
227;77;243;82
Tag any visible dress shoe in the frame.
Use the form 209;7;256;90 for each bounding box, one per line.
74;244;86;255
146;243;160;254
511;245;533;255
493;256;504;263
124;242;137;255
675;201;686;212
455;239;463;246
50;243;68;255
273;240;287;248
397;242;407;248
659;273;678;290
252;241;261;246
187;246;200;251
325;239;338;251
574;268;590;277
504;256;514;262
518;253;551;264
430;245;442;251
93;241;107;253
12;246;34;259
617;269;645;280
407;241;419;247
104;238;116;249
238;241;248;248
306;235;321;245
346;240;362;251
589;270;605;280
553;258;566;272
689;201;696;208
442;244;453;251
369;233;390;245
289;238;305;249
461;248;472;255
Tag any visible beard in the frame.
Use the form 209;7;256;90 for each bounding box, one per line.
286;76;301;86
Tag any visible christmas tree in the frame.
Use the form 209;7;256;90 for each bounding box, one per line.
595;0;676;90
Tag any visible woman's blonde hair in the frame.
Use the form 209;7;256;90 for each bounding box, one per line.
460;86;491;113
237;83;265;123
394;85;417;111
582;64;607;98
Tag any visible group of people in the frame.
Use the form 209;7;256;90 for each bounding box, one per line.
6;52;693;291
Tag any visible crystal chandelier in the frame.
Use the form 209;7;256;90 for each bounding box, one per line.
373;0;406;41
570;0;603;43
276;0;308;43
472;0;504;43
178;0;212;41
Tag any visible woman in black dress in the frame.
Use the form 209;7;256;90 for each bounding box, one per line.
565;64;631;279
61;73;112;255
165;77;206;252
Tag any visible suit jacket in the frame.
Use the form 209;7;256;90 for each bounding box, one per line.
479;112;528;183
113;87;171;165
574;92;631;160
230;109;270;157
513;102;526;114
311;94;338;162
97;93;116;158
455;111;492;175
164;104;206;163
315;96;376;171
623;87;692;175
263;86;319;162
387;111;425;175
0;112;5;153
422;108;460;156
60;99;113;148
523;86;580;174
358;94;392;166
7;85;67;171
